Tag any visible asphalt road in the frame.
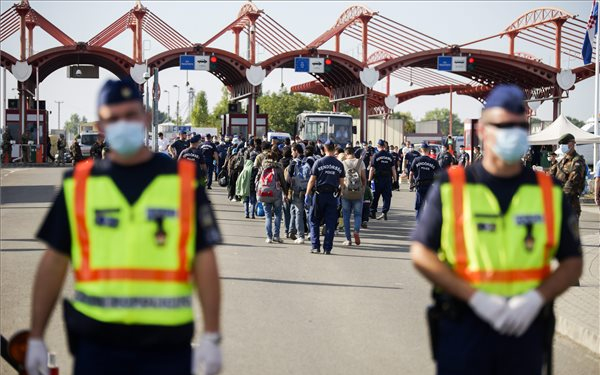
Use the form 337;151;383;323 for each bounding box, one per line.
1;166;598;374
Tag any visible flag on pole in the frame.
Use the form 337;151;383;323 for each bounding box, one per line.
582;0;598;64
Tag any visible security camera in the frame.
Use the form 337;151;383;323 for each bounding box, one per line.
143;72;150;81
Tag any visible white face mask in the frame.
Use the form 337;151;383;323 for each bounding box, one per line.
489;126;529;164
104;120;146;157
559;144;570;154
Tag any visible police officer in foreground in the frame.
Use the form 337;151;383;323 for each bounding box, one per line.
27;78;223;375
409;142;440;220
369;139;397;221
411;85;582;375
305;140;345;254
550;133;586;219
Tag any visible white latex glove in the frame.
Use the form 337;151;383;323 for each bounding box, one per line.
192;333;222;375
496;290;545;337
25;338;49;375
468;290;508;330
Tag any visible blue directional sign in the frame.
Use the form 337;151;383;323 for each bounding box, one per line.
294;57;310;73
180;55;195;70
437;56;452;71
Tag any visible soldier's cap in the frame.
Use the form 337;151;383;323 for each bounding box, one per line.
97;78;142;108
190;135;202;143
483;84;526;115
420;142;429;149
377;139;385;146
558;133;575;144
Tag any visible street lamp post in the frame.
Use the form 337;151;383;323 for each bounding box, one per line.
54;101;64;130
163;89;171;121
173;85;180;126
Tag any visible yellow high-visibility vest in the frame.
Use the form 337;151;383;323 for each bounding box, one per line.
439;167;561;296
63;160;196;325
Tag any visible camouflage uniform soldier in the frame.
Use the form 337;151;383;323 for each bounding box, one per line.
551;133;586;218
2;129;13;163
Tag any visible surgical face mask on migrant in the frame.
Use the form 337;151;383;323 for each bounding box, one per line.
104;120;146;157
488;126;529;164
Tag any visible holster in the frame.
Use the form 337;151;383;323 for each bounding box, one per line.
426;305;441;361
427;291;469;361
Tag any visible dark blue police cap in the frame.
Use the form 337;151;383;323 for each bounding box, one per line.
324;139;334;146
377;139;385;146
420;142;429;149
190;135;202;143
483;84;526;115
97;78;142;108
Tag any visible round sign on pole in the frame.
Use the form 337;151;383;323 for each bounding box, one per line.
11;61;32;82
359;68;379;88
246;65;266;86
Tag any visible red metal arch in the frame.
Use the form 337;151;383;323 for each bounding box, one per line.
261;49;364;88
0;50;18;70
376;48;558;89
147;46;251;86
306;5;375;49
26;44;135;83
504;7;572;33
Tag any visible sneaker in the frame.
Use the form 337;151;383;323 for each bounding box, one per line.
342;240;351;246
311;248;320;254
324;250;331;255
294;237;305;244
369;212;376;219
354;232;361;246
273;237;284;243
245;214;250;219
289;233;297;240
265;238;273;244
251;216;256;219
361;222;368;229
207;186;212;190
377;213;388;221
285;233;290;239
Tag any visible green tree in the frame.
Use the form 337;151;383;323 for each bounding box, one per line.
257;88;319;134
422;108;463;136
190;91;212;127
211;87;230;127
566;116;585;127
63;113;83;136
391;111;416;134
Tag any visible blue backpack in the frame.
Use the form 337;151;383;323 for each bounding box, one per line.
292;158;311;193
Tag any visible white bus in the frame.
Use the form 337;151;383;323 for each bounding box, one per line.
295;111;353;146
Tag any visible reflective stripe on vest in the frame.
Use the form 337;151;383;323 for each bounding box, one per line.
73;160;195;282
75;291;192;309
442;167;560;296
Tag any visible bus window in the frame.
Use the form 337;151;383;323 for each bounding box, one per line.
330;117;352;145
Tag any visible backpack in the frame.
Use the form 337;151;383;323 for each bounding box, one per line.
291;159;311;193
342;159;363;200
257;165;282;203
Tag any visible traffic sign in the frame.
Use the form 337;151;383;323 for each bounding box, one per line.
294;57;310;73
437;56;452;71
451;56;467;72
180;55;195;70
309;58;325;73
195;55;210;71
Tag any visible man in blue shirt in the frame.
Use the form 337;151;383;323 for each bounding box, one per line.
305;140;345;254
369;139;397;220
201;134;219;189
403;144;420;191
409;142;441;219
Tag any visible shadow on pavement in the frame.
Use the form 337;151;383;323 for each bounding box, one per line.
1;186;59;204
220;276;402;290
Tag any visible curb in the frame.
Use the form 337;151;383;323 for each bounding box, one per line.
2;163;69;168
556;314;600;355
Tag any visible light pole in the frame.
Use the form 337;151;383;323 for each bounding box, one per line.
188;87;195;123
54;101;64;130
163;89;171;121
173;85;180;126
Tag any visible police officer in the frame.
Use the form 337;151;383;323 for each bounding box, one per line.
369;139;397;221
403;144;420;191
437;145;456;169
305;140;345;255
201;134;219;190
179;134;208;180
411;85;582;375
28;78;223;375
551;133;586;219
457;145;470;167
409;142;440;220
169;130;189;159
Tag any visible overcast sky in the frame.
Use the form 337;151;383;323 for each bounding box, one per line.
0;0;595;129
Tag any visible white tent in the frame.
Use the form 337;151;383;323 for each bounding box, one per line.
528;114;600;145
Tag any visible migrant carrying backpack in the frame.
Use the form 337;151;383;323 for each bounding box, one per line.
257;165;282;203
292;159;311;193
342;159;363;200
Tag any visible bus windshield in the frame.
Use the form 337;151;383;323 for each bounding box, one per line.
80;134;98;146
330;117;352;146
305;117;328;143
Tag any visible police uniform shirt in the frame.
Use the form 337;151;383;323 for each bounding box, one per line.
170;139;189;157
412;162;582;260
201;141;217;162
370;150;394;179
36;153;222;348
404;150;420;170
179;147;207;167
410;154;440;185
311;155;345;189
458;151;470;167
438;152;456;169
